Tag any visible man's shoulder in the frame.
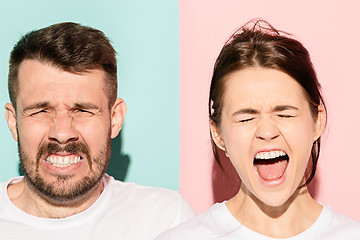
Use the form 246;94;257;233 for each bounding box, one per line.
0;177;23;204
103;174;195;218
102;174;196;233
0;179;9;189
104;174;184;202
0;176;23;185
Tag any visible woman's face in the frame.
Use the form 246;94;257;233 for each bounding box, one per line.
211;67;323;207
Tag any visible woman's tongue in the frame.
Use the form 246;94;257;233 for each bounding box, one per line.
255;159;288;181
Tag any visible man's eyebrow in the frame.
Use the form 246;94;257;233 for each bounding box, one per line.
23;102;51;112
232;108;259;116
273;105;299;112
73;103;100;110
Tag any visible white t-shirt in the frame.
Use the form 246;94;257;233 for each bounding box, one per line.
156;202;360;240
0;174;195;240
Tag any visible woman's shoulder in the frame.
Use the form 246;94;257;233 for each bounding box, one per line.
316;205;360;239
155;202;241;240
322;205;360;227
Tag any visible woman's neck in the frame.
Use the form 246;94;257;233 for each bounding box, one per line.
226;184;322;238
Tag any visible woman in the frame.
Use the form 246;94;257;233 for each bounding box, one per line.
156;20;360;239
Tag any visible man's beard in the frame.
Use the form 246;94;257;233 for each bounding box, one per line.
18;136;111;205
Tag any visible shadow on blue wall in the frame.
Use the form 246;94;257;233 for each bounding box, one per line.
107;131;130;181
18;161;24;176
17;131;130;181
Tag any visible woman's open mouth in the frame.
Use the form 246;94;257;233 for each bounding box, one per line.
254;150;289;185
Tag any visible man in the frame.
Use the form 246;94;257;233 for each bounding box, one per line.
0;22;194;239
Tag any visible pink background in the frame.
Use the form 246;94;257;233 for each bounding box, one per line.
179;0;360;221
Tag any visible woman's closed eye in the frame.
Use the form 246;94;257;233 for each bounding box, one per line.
274;105;298;119
277;114;296;119
239;117;255;123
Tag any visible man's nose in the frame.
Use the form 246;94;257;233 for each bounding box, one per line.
255;118;280;141
48;113;79;144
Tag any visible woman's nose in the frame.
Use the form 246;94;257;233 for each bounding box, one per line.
255;118;280;141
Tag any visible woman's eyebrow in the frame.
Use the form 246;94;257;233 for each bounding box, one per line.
273;105;299;112
231;105;299;116
232;108;259;116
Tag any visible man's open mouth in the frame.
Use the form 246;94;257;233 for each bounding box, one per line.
45;154;83;168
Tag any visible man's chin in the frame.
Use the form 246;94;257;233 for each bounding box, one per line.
25;173;104;206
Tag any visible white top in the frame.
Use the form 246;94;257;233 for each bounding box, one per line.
0;175;195;240
156;202;360;239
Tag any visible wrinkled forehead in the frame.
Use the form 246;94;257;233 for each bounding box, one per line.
16;59;108;109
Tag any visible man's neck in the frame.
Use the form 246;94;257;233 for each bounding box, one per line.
7;178;104;218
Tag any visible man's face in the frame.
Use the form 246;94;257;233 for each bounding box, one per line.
8;59;117;204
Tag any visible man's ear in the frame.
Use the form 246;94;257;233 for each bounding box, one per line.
110;98;127;139
5;103;18;142
209;120;226;151
313;105;325;142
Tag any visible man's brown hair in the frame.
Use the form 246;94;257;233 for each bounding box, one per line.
8;22;117;109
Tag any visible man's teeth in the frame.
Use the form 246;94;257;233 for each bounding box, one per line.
255;150;286;160
45;155;82;167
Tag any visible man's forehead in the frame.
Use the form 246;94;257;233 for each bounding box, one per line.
16;60;108;108
18;60;106;89
18;59;106;79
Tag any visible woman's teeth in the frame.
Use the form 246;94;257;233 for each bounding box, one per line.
45;155;82;167
255;150;286;160
254;150;289;182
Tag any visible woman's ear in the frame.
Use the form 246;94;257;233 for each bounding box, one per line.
110;98;127;139
313;105;325;142
5;103;18;142
210;120;226;151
